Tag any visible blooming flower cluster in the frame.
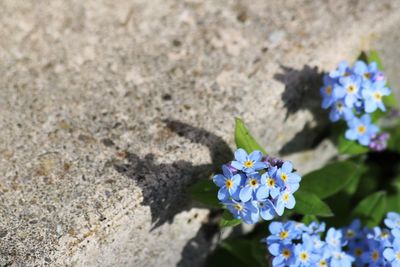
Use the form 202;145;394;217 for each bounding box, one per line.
320;60;391;148
266;212;400;267
213;149;301;224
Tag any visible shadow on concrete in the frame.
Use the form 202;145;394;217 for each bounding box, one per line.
274;65;330;155
113;119;231;230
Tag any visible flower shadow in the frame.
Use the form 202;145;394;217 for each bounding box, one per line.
113;119;232;230
274;65;330;155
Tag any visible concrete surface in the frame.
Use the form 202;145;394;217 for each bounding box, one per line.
1;0;400;266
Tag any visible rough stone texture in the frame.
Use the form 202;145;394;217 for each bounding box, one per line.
1;1;400;266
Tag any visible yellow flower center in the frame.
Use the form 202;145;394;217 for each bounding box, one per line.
279;231;289;239
336;102;343;109
355;248;363;257
283;193;289;202
397;252;400;260
267;178;275;187
357;125;366;134
346;230;354;238
234;204;243;211
372;250;379;261
319;260;327;267
364;72;371;79
244;160;254;168
325;86;332;95
373;92;382;101
282;249;291;259
249;178;258;187
381;232;389;239
344;72;350;77
300;252;308;261
281;173;288;182
347;84;356;93
225;180;233;189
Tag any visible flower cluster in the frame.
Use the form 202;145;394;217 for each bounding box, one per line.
266;212;400;267
213;149;301;224
320;60;391;148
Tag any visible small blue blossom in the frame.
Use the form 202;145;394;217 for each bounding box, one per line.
256;170;280;200
320;74;336;109
329;99;354;122
383;238;400;267
294;234;320;267
223;199;259;224
325;228;346;250
239;172;262;202
345;114;379;146
361;239;385;267
334;75;362;107
330;250;354;267
257;199;276;220
267;221;297;245
385;212;400;229
213;165;242;201
275;190;296;216
231;148;266;173
276;161;301;189
362;80;391;113
268;243;297;267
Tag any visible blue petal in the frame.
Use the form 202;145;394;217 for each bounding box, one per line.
260;207;274;220
249;150;262;162
217;187;229;200
213;174;226;187
333;85;346;98
253;161;267;170
270;187;280;199
230;161;244;170
222;165;233;178
287;172;301;184
281;161;293;173
275;200;285;216
285;194;296;209
234;148;247;162
239;186;253;202
231;174;242;185
345;129;357;140
383;248;395;261
256;186;269;200
269;221;282;234
268;243;280;256
364;99;377;113
358;135;370;146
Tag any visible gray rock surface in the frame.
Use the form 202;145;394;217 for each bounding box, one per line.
1;0;400;266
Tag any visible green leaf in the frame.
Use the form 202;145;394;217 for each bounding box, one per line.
351;191;387;227
366;50;384;70
220;210;242;228
251;239;269;267
302;215;318;225
293;190;333;217
187;179;220;208
300;161;365;199
235;118;267;154
220;240;263;267
338;135;369;155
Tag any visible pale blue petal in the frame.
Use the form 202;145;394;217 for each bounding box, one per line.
249;150;262;162
345;129;357;140
234;148;247;162
256;186;269;200
231;161;243;170
213;174;226;187
217;187;229;200
222;165;233;178
239;186;253;202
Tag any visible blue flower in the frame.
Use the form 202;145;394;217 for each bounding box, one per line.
256;169;280;200
361;239;385;267
367;227;392;247
275;190;296;216
385;212;400;229
362;80;391;113
329;61;350;79
294;234;320;267
329;99;354;122
267;221;297;245
276;161;301;189
348;240;367;267
342;219;362;241
213;165;242;200
330;250;354;267
239;172;262;202
303;221;326;235
325;228;346;250
268;243;297;267
334;75;362;107
345;114;379;146
256;199;275;220
383;238;400;267
231;148;267;173
223;199;259;224
320;74;336;109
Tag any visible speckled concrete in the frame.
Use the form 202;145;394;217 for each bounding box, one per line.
1;1;400;266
